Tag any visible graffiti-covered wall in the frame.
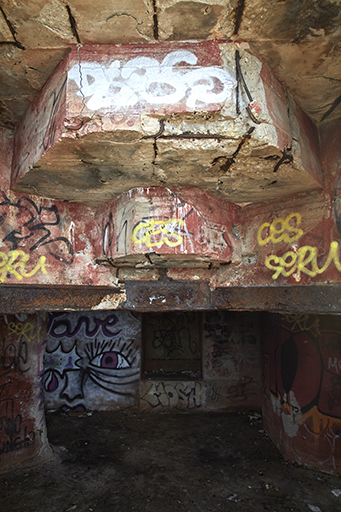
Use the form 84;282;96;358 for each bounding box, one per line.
0;313;49;470
140;311;262;412
43;310;262;413
203;311;262;411
262;313;341;474
44;311;141;412
1;121;341;302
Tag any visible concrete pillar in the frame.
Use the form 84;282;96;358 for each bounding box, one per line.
0;313;50;472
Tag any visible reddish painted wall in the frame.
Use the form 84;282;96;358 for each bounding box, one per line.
2;119;341;290
262;313;341;474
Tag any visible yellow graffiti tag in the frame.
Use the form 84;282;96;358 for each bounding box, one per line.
132;219;184;248
257;212;304;246
0;249;47;283
8;321;40;343
301;406;333;440
281;314;321;337
265;241;341;281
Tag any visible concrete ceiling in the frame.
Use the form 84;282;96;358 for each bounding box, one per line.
0;0;340;131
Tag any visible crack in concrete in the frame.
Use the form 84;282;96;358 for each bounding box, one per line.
159;133;234;141
232;0;246;36
151;0;159;40
26;66;48;75
65;4;81;43
0;41;23;47
322;76;341;82
105;12;151;41
0;5;25;50
320;93;341;122
77;46;86;116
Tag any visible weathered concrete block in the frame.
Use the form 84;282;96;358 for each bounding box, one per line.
94;186;240;268
0;314;50;472
66;0;154;43
12;41;322;206
0;0;74;47
0;47;69;129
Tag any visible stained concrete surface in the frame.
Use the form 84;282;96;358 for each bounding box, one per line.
1;410;341;512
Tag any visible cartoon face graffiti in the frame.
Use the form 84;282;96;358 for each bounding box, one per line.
44;311;141;412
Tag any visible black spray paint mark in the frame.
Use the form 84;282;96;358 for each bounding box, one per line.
0;190;73;264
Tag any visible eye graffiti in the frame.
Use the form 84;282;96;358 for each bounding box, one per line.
44;312;141;411
44;337;139;404
84;339;139;394
91;352;130;369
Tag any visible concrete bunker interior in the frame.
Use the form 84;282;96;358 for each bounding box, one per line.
1;4;341;507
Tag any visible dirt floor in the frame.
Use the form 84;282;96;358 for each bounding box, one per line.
1;410;341;512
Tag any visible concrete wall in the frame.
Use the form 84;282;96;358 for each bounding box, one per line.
140;311;262;412
203;311;262;411
262;313;341;474
1;119;341;300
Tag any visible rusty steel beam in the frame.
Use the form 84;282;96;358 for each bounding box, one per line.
1;283;341;314
211;286;341;314
0;284;123;314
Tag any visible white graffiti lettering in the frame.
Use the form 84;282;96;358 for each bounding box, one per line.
69;50;235;112
328;357;341;374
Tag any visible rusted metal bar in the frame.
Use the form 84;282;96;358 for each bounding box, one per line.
1;283;341;314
